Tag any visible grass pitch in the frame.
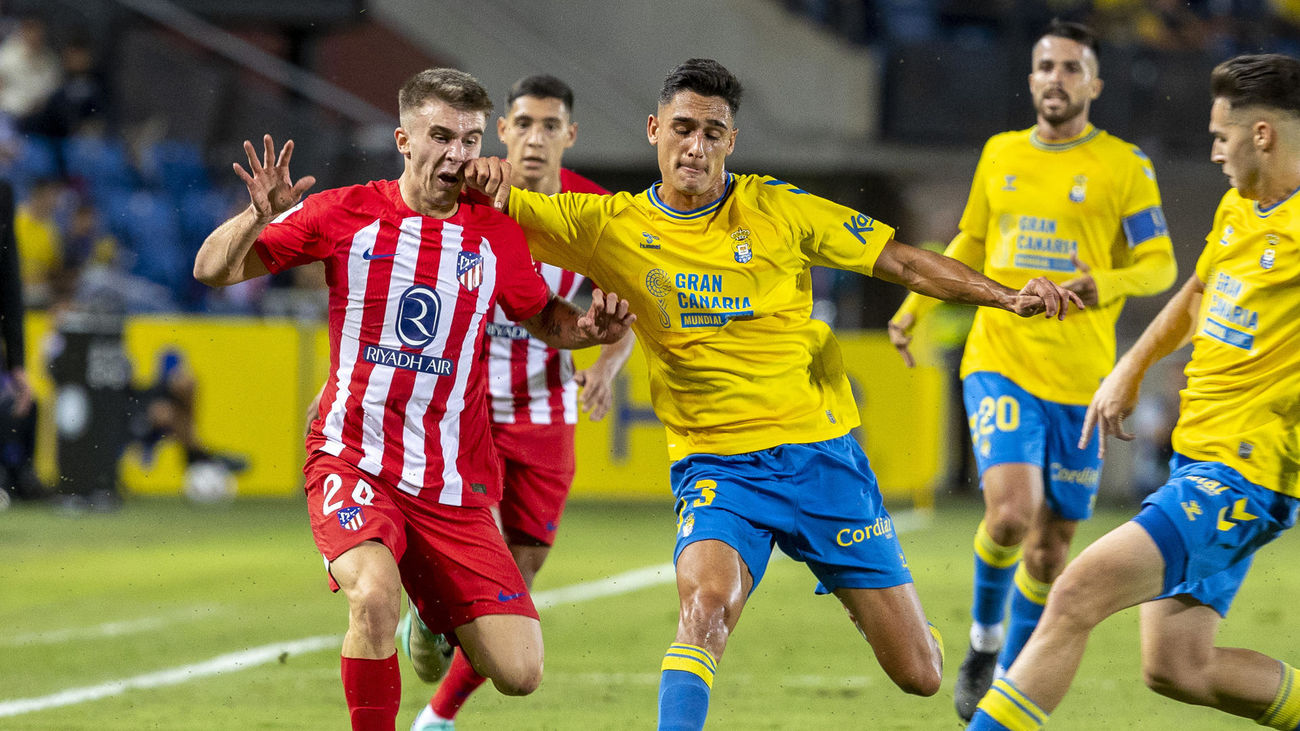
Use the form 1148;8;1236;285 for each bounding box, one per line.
2;495;1296;729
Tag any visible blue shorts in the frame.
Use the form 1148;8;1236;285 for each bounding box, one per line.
669;434;913;595
963;372;1102;521
1132;453;1298;616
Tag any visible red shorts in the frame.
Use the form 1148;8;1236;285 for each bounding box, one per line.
492;422;576;547
303;451;538;634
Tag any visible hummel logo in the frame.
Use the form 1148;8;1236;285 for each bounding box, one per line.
362;248;395;260
498;591;525;602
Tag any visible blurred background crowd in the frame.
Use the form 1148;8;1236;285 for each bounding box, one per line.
3;0;1282;508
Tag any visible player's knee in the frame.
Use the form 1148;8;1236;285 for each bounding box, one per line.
678;588;736;642
490;657;543;696
890;655;943;697
343;577;400;641
1141;655;1207;703
985;508;1031;545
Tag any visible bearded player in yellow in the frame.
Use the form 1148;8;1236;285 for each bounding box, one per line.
460;58;1083;731
889;20;1178;721
970;52;1300;730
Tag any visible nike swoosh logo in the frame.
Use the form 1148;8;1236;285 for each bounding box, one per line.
362;248;395;260
497;591;526;602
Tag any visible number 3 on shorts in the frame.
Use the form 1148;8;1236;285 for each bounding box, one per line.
692;479;717;507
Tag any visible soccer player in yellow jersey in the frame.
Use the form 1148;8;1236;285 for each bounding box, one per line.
970;53;1300;730
889;20;1178;720
467;58;1083;731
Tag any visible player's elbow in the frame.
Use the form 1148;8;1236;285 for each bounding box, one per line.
193;256;229;287
1152;256;1178;294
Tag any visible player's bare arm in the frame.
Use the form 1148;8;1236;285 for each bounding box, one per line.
887;232;989;369
874;239;1085;319
194;134;316;287
574;332;637;421
1080;274;1204;457
521;288;636;350
886;312;918;369
462;156;514;211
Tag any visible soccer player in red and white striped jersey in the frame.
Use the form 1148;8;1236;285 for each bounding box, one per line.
193;68;634;731
413;74;636;731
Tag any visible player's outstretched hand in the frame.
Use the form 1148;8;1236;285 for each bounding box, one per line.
577;289;636;346
232;134;316;222
887;313;917;369
574;364;616;421
1061;254;1099;307
462;157;513;211
1012;276;1085;320
1079;366;1141;458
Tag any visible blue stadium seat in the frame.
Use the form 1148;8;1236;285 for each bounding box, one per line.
6;135;61;196
119;190;187;298
63;135;137;197
141;140;211;200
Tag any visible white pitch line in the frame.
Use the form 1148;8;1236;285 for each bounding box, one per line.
0;636;340;718
2;605;226;647
0;509;926;718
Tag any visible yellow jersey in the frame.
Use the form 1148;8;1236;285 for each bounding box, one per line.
1174;187;1300;496
957;125;1176;404
509;173;894;460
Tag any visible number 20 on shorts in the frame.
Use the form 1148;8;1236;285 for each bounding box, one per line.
971;394;1021;442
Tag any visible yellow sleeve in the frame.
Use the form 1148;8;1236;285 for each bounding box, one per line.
956;139;995;241
507;188;604;274
778;183;895;276
1089;244;1178;305
891;232;986;327
1089;146;1177;305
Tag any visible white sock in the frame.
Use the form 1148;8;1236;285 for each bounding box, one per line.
412;704;453;727
969;622;1005;653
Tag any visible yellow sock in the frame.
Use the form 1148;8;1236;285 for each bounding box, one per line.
978;677;1047;730
1258;662;1300;729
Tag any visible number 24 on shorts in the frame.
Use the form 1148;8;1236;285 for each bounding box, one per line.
321;473;376;516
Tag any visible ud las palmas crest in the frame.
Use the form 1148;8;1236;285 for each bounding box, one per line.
731;227;753;263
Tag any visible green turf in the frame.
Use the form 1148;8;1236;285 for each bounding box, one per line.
1;496;1296;729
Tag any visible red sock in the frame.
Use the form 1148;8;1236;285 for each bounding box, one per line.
341;653;401;730
430;648;488;719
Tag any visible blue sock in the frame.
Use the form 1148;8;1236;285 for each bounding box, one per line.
968;708;1014;730
972;520;1022;630
999;563;1050;671
657;643;716;731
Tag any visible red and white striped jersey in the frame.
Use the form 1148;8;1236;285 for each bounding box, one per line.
486;169;609;425
254;179;549;507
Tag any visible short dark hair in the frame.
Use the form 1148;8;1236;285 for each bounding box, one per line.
659;58;743;116
1039;19;1100;65
399;68;492;119
1211;54;1300;117
506;74;575;114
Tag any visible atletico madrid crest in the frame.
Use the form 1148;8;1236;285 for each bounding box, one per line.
457;251;483;291
338;506;365;531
